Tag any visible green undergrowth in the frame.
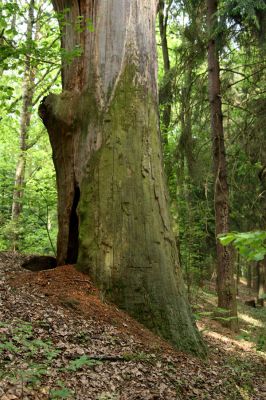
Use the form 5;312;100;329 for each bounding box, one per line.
0;318;154;399
191;285;266;353
237;302;266;352
0;319;100;399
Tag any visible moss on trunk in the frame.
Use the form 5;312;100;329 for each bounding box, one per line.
43;0;206;357
77;65;206;356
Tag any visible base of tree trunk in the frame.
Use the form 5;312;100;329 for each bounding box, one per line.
76;66;206;357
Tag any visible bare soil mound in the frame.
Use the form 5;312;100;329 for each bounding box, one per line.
0;252;265;399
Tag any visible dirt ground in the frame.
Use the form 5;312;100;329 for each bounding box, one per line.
0;252;265;399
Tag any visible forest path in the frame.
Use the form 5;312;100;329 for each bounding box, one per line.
0;252;265;400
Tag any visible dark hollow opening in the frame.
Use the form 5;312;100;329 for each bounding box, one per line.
21;256;57;272
66;185;80;264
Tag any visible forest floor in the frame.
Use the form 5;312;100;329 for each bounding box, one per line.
0;252;265;400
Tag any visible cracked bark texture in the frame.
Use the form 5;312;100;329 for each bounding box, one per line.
40;0;206;356
206;0;238;331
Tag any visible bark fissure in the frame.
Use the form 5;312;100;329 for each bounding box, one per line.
42;0;206;357
206;0;238;330
67;185;80;264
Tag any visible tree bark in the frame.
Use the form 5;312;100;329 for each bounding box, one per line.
158;0;172;138
40;0;206;356
257;259;266;303
263;258;266;298
206;0;238;330
246;262;252;289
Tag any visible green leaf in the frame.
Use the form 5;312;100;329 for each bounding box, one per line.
66;355;101;371
50;387;73;399
218;233;235;245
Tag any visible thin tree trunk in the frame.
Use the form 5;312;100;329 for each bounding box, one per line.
236;252;240;296
252;262;258;291
257;260;266;304
257;8;266;49
246;262;252;289
236;252;240;285
0;9;3;79
206;0;238;330
40;0;206;356
11;0;17;31
263;258;266;294
11;0;36;250
158;0;173;140
179;67;196;179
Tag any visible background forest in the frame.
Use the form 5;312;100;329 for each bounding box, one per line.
1;0;265;297
0;1;266;399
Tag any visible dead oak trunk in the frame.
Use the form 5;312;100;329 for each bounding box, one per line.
39;0;206;356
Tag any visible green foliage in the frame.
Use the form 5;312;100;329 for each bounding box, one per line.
221;0;266;28
237;331;266;352
0;319;60;361
0;0;59;254
219;231;266;261
194;308;238;324
156;0;266;293
0;319;59;386
0;0;265;295
0;1;60;92
256;334;266;352
0;318;104;397
0;128;58;253
66;355;101;372
158;0;216;287
50;382;74;400
17;363;48;386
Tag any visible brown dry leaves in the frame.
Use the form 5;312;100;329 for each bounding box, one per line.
0;252;265;400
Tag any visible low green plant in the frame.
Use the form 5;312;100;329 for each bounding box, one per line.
50;381;74;399
0;318;110;397
224;357;254;393
256;334;266;351
66;355;101;371
193;311;213;321
15;363;48;385
236;331;252;342
0;319;60;388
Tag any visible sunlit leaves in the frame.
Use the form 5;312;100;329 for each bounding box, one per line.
219;231;266;261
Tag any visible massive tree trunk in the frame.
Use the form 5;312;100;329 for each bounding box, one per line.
40;0;206;356
206;0;238;330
